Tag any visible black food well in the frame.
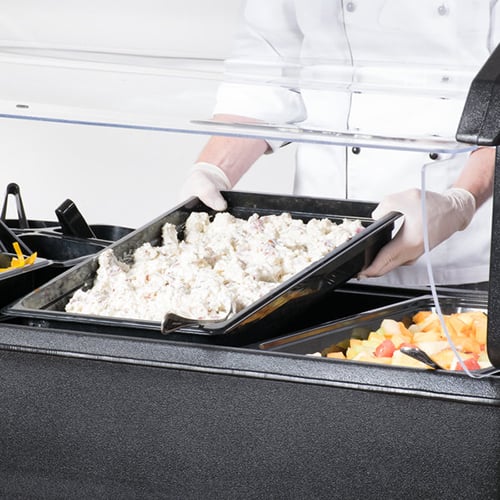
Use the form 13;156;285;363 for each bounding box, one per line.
16;232;109;268
3;191;400;346
260;294;492;371
0;255;55;309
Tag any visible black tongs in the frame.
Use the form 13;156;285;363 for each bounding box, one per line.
0;218;33;256
55;199;96;239
0;183;29;229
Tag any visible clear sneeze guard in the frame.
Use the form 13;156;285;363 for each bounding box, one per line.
0;0;486;154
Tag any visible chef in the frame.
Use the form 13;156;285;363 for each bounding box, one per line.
180;0;496;287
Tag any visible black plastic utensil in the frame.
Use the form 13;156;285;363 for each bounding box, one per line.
0;219;33;255
161;305;235;335
400;345;444;370
55;199;96;239
0;183;29;229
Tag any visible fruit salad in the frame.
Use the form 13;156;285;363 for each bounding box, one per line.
313;309;491;371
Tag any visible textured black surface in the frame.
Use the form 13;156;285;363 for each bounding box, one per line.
0;348;499;500
456;42;500;368
456;43;500;146
487;148;500;367
0;278;498;498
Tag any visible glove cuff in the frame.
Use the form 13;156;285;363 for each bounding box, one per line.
443;187;476;231
192;162;232;190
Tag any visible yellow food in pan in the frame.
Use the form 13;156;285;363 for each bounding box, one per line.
0;242;37;272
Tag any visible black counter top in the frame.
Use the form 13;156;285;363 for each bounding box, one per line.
0;318;498;406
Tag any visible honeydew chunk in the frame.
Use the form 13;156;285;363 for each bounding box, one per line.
416;341;450;355
392;350;430;369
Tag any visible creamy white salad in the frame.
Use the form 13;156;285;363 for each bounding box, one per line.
65;212;363;322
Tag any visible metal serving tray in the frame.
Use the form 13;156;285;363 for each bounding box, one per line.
3;192;400;346
260;294;491;368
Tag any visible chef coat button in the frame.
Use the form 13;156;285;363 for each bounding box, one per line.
352;147;361;155
437;4;449;16
429;152;440;160
346;2;356;12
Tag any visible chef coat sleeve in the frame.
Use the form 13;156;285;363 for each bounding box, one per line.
213;0;307;151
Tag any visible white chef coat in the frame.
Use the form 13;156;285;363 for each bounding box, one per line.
213;0;498;287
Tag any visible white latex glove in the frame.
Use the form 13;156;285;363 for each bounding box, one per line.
179;162;231;211
360;187;476;278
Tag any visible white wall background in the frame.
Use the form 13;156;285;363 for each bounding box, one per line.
0;0;295;228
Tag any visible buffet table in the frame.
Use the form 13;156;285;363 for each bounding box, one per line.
0;196;497;499
0;284;498;500
1;18;500;500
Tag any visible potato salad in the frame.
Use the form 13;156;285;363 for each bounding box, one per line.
65;211;363;322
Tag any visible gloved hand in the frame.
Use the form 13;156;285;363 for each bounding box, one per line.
359;187;476;278
179;162;231;211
